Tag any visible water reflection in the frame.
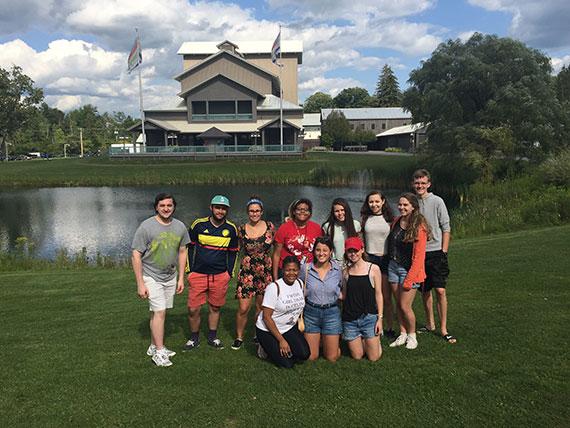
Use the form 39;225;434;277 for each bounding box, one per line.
0;185;400;259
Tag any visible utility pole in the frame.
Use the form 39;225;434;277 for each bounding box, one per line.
79;128;84;157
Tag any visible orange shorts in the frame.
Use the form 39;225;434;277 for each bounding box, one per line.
187;271;230;308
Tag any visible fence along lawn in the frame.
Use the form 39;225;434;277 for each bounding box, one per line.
1;225;568;427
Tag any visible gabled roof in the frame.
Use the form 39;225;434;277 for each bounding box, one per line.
126;118;178;132
258;117;301;130
198;127;232;139
376;123;426;138
178;40;303;56
174;49;278;82
177;74;266;98
321;107;411;121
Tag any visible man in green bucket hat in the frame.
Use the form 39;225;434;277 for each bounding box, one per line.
184;195;239;350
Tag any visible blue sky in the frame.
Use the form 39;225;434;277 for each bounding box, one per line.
0;0;568;115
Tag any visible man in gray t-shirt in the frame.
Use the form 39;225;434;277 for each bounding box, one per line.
132;193;190;366
413;169;457;344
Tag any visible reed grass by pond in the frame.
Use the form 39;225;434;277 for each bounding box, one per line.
0;153;418;189
1;225;568;426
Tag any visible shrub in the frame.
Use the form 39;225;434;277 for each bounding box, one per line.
539;149;570;187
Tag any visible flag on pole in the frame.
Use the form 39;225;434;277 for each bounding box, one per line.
271;28;281;66
127;35;142;73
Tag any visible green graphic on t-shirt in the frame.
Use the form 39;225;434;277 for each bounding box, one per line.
149;231;180;269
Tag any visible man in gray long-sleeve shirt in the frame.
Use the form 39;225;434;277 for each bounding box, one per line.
413;169;457;344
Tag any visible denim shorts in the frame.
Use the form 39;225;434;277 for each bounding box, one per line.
388;260;421;289
303;303;342;335
342;313;378;341
367;254;389;274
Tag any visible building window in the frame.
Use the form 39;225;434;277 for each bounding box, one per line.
209;101;234;115
191;100;253;121
382;123;386;130
192;101;207;120
371;123;375;130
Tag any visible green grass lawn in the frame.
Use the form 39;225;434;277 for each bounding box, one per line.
1;225;568;427
0;153;417;188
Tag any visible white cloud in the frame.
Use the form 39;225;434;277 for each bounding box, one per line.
299;76;364;99
551;55;570;74
468;0;570;49
0;0;444;113
458;31;477;42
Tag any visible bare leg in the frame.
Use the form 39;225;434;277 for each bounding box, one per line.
434;288;448;335
391;282;406;334
322;334;341;362
347;337;365;360
188;306;201;333
150;310;166;349
421;291;436;330
363;336;382;361
381;274;394;331
304;333;321;360
208;304;221;330
399;288;418;334
235;297;252;339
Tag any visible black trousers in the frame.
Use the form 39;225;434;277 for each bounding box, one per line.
256;325;310;368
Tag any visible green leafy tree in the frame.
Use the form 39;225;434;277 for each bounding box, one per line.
303;92;334;113
374;64;402;107
556;65;570;104
321;110;352;150
0;66;44;159
352;129;377;146
333;87;374;108
403;33;566;181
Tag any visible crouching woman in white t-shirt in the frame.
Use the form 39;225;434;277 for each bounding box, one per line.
255;256;310;368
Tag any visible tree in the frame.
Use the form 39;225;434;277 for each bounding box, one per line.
402;33;566;181
556;65;570;104
321;110;352;150
0;66;44;159
333;87;374;108
303;92;334;113
374;64;402;106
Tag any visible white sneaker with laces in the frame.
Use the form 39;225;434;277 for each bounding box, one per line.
389;334;408;348
152;350;173;367
405;336;418;350
147;344;176;357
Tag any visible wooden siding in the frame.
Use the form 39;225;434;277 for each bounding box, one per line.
180;56;272;96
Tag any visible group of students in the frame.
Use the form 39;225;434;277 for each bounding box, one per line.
132;169;455;368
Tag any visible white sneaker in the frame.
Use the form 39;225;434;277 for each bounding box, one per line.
152;350;173;367
389;334;408;348
147;344;176;357
405;336;418;350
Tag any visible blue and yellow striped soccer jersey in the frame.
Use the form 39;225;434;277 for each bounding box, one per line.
187;217;239;275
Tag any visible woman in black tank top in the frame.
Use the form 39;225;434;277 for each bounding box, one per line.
341;237;383;361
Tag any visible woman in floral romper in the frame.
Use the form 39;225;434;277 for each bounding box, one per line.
232;196;275;350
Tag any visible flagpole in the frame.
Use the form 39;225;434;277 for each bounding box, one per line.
136;29;146;153
279;25;283;152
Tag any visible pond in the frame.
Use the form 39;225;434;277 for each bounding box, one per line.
0;185;402;260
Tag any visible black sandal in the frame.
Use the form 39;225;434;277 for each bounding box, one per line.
418;325;436;333
443;334;457;344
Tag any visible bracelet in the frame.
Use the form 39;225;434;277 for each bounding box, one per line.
378;314;383;319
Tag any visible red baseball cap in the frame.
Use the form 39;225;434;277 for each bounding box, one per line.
344;237;364;253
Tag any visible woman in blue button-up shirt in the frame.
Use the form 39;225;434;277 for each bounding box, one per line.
299;236;343;362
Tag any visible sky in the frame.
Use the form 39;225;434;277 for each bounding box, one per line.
0;0;569;116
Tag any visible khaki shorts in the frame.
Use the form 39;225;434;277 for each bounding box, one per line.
144;275;177;312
